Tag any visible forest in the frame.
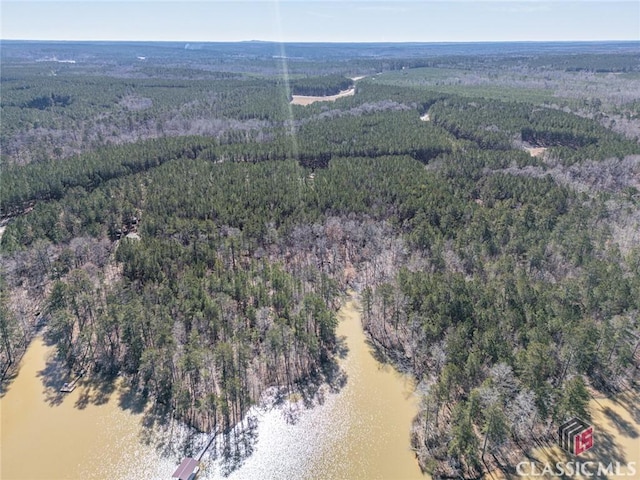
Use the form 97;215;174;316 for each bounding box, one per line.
1;41;639;478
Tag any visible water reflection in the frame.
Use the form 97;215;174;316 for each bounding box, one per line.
203;296;425;480
0;337;188;480
1;297;425;480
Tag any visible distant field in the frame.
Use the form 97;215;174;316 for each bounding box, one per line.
371;65;640;109
370;68;567;105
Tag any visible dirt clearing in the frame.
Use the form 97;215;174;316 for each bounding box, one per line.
524;146;547;157
291;88;355;106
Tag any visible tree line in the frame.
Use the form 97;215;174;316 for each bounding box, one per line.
1;55;639;478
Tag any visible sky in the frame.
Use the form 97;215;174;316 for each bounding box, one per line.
1;0;639;43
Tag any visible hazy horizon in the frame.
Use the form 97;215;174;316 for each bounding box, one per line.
1;39;639;44
1;1;639;43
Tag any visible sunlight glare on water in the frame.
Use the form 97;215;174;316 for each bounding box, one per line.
0;337;196;480
202;296;426;480
1;297;425;480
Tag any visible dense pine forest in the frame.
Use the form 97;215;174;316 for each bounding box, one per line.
1;41;639;478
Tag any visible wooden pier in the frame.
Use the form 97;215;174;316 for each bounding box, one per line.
59;370;85;393
59;382;76;393
172;457;199;480
173;428;218;479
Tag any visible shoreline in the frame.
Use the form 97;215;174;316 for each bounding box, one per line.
4;309;636;479
0;335;206;479
194;293;425;479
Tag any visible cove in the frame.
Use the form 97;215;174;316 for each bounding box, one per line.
215;295;426;480
0;337;178;479
0;296;425;479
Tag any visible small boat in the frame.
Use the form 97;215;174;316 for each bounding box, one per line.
60;382;76;393
60;370;85;393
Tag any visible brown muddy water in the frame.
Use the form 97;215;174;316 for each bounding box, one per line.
0;337;179;479
3;297;638;480
4;297;638;480
306;297;424;479
214;296;426;480
1;297;425;479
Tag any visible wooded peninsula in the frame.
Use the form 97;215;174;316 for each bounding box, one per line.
1;41;639;478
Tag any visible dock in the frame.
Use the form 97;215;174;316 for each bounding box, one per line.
59;382;76;393
59;369;85;393
173;428;218;479
172;457;199;480
195;427;219;462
